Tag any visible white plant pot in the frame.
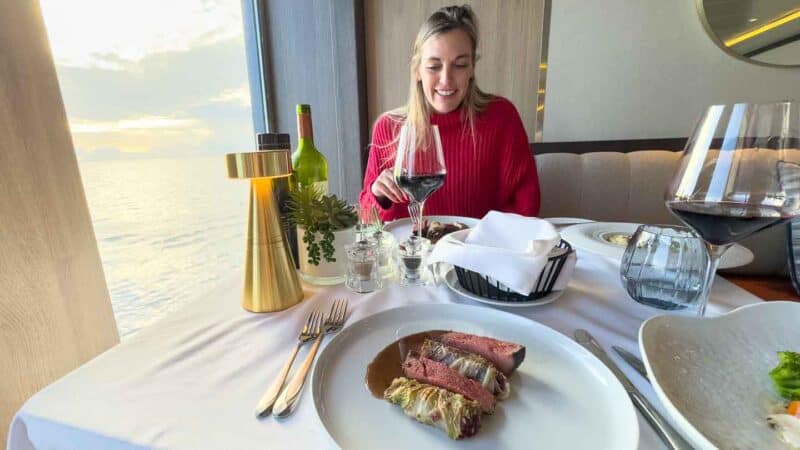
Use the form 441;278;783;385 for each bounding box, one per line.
296;226;355;285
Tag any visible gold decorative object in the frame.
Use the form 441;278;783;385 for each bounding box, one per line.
226;149;303;312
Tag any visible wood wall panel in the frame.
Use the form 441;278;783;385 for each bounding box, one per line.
365;0;546;139
0;0;119;442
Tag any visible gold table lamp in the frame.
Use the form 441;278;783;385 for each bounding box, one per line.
226;147;303;312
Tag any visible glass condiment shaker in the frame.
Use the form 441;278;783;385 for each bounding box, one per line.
395;235;430;286
371;230;395;279
345;240;381;293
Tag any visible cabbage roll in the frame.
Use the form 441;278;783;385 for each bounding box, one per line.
384;377;482;439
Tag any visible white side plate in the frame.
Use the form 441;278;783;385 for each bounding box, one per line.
560;221;754;269
443;266;565;307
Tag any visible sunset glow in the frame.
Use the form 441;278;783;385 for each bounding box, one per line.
39;0;253;159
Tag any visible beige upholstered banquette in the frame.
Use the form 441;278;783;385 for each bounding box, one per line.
534;150;787;276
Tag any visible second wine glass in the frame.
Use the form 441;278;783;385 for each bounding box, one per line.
394;123;446;241
665;101;800;316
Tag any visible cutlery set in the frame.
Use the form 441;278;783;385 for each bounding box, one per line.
255;298;348;418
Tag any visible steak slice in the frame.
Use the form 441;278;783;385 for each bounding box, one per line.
402;354;496;414
438;332;526;375
420;339;510;399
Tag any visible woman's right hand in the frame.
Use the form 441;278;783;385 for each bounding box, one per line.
371;168;408;204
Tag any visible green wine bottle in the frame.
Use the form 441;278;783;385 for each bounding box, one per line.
292;104;329;193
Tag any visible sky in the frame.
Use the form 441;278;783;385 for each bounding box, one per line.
40;0;255;160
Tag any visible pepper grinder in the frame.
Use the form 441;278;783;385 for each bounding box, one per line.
226;139;303;312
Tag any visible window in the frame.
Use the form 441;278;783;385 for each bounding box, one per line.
41;0;255;339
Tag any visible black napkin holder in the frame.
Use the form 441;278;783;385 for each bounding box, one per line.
454;239;573;303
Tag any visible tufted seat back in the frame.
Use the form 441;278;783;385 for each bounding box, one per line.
534;150;787;276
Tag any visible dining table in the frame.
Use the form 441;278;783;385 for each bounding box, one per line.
7;244;763;450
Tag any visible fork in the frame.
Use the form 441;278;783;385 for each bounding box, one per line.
254;310;323;417
370;205;384;231
272;299;348;417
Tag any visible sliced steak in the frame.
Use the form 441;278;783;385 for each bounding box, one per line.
420;339;510;399
402;354;496;414
438;332;526;375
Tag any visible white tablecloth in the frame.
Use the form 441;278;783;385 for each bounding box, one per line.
8;250;761;450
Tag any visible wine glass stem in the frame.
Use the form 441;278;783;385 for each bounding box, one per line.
417;200;426;240
697;243;730;316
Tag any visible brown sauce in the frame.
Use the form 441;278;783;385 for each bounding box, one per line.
365;330;446;398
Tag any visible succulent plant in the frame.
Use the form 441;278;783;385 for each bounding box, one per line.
287;184;358;265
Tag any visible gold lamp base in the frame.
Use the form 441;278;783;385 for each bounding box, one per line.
227;151;303;312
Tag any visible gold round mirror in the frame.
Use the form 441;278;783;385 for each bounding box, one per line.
697;0;800;67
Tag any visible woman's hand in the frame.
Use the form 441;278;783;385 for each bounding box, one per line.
371;168;408;204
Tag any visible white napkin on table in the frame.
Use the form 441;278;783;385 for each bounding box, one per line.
429;211;575;295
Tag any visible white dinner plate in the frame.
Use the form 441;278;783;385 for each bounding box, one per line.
640;301;800;449
312;304;639;450
443;266;565;307
384;215;479;242
560;221;754;269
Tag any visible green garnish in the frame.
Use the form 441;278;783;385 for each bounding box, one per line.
770;351;800;400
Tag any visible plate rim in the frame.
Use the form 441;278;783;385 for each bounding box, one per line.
639;301;800;449
442;266;564;307
312;303;640;449
544;217;596;226
384;215;480;232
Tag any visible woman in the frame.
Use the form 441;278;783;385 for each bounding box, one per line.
359;4;540;221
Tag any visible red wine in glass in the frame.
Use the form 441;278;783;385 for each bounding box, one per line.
667;201;793;246
396;174;446;203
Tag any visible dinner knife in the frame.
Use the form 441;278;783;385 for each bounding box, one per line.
612;345;649;382
574;329;693;450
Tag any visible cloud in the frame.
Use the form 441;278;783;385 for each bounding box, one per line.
209;85;251;106
55;39;255;158
55;39;251;122
40;0;255;160
71;115;214;157
71;116;203;133
40;0;244;70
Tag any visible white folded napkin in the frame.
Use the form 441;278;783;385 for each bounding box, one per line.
429;211;573;295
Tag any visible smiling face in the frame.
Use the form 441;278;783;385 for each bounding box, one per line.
416;28;475;114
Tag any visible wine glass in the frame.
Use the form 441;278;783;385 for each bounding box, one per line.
665;101;800;315
394;123;447;242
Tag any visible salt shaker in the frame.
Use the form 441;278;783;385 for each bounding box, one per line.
345;240;381;293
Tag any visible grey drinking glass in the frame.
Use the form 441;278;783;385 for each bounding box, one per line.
620;225;708;312
665;101;800;316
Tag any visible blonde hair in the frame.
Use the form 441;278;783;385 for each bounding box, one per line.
386;4;493;150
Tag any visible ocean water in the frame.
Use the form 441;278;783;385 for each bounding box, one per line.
78;156;249;339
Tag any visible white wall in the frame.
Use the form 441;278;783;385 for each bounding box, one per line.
543;1;800;142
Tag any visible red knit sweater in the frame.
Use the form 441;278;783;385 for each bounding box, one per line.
359;96;541;221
